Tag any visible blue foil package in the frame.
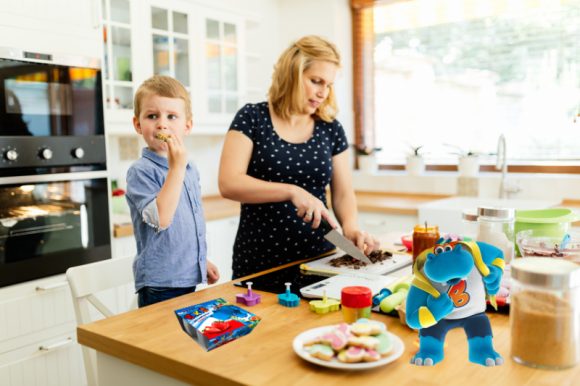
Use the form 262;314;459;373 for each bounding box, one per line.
175;298;261;351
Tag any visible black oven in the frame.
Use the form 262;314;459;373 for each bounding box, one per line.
0;47;110;288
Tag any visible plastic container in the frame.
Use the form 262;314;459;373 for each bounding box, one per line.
510;257;580;369
477;207;515;264
516;230;580;263
515;209;580;256
412;224;440;263
341;286;372;323
462;209;479;241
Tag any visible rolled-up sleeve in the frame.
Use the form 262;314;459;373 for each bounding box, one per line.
126;167;172;233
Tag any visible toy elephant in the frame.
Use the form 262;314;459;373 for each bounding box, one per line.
406;239;505;367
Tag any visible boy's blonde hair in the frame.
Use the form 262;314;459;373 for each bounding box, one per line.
268;35;340;122
134;75;192;120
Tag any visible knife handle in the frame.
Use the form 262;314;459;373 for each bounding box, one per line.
320;217;334;233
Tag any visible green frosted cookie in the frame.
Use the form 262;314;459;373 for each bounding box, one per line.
374;331;393;356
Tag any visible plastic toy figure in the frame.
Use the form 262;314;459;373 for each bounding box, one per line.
406;239;505;367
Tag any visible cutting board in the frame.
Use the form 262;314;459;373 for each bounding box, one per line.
300;251;413;276
300;272;400;299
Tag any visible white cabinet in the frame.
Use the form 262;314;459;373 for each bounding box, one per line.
358;211;418;238
197;216;239;290
113;234;138;259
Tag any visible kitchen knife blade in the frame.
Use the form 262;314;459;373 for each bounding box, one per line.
320;218;373;264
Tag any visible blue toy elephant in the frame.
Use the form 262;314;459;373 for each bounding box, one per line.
406;239;505;367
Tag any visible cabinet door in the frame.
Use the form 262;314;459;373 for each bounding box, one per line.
198;216;238;290
194;8;246;125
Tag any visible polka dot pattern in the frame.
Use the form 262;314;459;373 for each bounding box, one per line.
228;102;349;278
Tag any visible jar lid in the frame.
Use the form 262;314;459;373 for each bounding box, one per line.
511;257;580;290
341;286;372;308
462;209;479;222
477;206;516;219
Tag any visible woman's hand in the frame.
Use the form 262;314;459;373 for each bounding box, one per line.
290;186;338;229
343;228;381;255
206;261;220;285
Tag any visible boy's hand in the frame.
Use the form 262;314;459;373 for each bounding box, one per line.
207;261;220;285
166;132;188;171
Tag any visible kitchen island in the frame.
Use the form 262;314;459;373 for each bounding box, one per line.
78;235;580;386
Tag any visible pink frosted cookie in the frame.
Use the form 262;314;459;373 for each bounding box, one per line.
334;323;354;338
308;344;335;361
337;346;366;363
347;336;379;350
363;349;381;362
320;330;348;351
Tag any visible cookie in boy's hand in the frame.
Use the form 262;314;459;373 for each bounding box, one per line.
157;132;170;142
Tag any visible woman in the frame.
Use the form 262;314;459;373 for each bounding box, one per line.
219;35;380;279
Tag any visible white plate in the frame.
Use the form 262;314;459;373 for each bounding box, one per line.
292;325;405;370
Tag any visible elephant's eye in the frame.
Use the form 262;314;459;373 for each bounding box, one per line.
444;245;453;252
434;246;444;255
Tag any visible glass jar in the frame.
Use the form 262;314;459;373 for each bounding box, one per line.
510;257;580;369
412;223;440;263
341;286;372;323
462;209;479;241
477;207;515;264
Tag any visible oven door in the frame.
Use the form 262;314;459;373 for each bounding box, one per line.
0;171;111;288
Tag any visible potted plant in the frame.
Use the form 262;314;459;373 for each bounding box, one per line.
353;145;382;174
444;144;483;177
406;145;425;176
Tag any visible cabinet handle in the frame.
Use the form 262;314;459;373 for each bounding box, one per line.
363;220;387;226
92;0;101;29
39;337;72;351
36;281;68;291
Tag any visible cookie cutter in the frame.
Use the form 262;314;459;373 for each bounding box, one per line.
309;289;340;314
236;281;262;307
278;282;300;307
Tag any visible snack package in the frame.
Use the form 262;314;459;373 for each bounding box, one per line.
175;298;261;351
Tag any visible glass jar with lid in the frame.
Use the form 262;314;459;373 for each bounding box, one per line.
462;209;478;241
477;206;515;264
510;257;580;369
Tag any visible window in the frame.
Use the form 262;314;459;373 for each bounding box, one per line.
354;0;580;171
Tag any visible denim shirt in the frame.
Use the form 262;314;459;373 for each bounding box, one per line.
126;148;207;292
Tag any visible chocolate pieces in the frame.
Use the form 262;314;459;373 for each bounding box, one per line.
328;250;392;269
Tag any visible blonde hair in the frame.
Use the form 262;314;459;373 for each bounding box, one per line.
134;75;192;120
268;35;340;122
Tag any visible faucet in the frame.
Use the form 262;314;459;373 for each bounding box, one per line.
496;134;520;199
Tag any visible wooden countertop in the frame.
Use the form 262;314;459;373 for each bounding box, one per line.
113;192;448;238
78;232;580;386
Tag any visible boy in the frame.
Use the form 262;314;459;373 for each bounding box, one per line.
126;75;219;308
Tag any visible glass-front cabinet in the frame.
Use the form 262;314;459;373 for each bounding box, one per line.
101;0;136;118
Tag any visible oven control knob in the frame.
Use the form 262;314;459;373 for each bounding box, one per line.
40;148;53;160
5;150;17;161
72;147;85;159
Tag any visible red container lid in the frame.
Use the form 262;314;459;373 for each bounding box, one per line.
341;286;372;308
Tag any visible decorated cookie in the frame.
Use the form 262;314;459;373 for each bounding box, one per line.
375;331;393;357
351;323;373;336
320;331;348;351
308;344;335;361
355;318;386;335
343;346;366;363
347;336;379;350
334;323;354;338
363;348;381;362
302;335;321;347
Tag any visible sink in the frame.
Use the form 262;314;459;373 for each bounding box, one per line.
417;197;562;234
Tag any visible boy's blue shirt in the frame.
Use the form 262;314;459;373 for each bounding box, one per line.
126;147;207;292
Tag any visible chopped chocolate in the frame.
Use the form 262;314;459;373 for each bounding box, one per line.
327;250;392;269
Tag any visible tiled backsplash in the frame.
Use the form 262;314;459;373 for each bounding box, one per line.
352;171;580;200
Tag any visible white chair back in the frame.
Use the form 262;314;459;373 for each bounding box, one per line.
66;256;137;386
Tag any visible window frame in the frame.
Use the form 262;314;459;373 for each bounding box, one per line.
351;0;580;174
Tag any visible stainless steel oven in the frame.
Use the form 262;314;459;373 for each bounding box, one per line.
0;47;110;288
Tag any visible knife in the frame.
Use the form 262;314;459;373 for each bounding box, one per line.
320;218;373;264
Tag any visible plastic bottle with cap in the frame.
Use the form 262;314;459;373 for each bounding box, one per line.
341;286;372;323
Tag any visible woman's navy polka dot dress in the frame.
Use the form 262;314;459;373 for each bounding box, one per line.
229;102;349;279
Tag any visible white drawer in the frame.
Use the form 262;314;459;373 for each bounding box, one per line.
0;331;87;386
